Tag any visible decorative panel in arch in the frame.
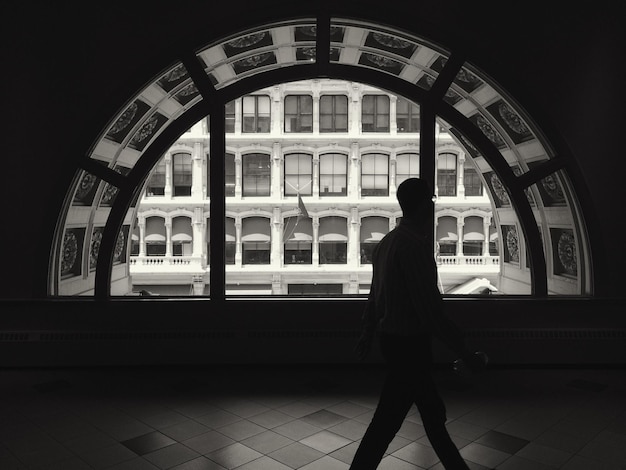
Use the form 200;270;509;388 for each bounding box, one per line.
196;20;318;90
330;19;449;86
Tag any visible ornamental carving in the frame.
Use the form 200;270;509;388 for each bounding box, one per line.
372;33;412;49
109;103;138;135
475;115;506;148
557;230;577;275
75;172;97;201
130;114;159;146
490;173;509;205
505;226;519;263
61;231;78;275
498;101;529;135
161;64;187;83
114;230;126;262
541;174;565;202
228;32;266;48
90;227;103;270
362;53;397;68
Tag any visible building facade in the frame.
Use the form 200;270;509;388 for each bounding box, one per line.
128;79;499;296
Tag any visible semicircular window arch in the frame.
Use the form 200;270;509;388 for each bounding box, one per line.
49;16;592;298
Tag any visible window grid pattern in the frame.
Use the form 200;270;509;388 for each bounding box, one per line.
361;153;389;196
396;97;420;132
437;152;457;196
396;153;419;188
319;153;348;196
242;153;271;196
362;95;390;132
285;95;313;132
320;95;348;132
284;153;313;196
173;153;192;196
243;95;271;133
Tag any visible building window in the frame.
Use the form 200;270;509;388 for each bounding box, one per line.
284;153;312;196
145;217;166;256
242;153;270;196
362;95;390;132
225;100;235;133
319;216;348;264
463;217;484;255
396;153;419;187
285;95;313;132
437;152;457;196
288;284;343;295
436;216;458;256
172;217;192;256
320;95;348;132
241;217;271;265
360;216;388;264
225;218;236;265
242;95;270;133
361;153;389;196
146;158;166;196
396;97;419;132
464;166;483;196
284;217;313;265
319;153;347;196
225;152;235;197
173;152;192;196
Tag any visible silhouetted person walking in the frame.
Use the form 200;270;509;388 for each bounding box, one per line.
350;178;487;470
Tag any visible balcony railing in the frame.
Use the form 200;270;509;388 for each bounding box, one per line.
437;255;500;266
130;256;204;267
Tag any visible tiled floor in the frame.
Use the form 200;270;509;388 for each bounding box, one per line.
1;364;626;469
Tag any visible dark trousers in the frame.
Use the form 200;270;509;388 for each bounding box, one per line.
349;333;470;470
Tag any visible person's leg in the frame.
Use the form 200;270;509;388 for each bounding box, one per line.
410;350;470;469
349;335;413;470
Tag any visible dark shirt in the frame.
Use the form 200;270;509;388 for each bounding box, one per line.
362;217;465;355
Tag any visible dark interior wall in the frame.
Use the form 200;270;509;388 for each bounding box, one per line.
1;0;624;300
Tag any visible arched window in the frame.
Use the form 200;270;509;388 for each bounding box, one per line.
51;17;592;299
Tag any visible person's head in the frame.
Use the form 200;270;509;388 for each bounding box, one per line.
396;178;434;219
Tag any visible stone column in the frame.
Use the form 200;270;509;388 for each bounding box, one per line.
312;88;320;134
313;152;320;198
234;97;242;134
348;208;360;266
348;273;359;295
192;141;204;198
350;83;360;134
349;142;360;198
458;153;466;198
483;217;491;256
390;150;398;197
192;207;204;261
272;142;282;199
138;217;146;256
389;95;397;134
456;218;464;257
165;219;172;257
272;273;283;295
235;153;242;198
272;86;282;134
164;154;172;198
235;217;242;266
271;207;283;267
312;217;319;265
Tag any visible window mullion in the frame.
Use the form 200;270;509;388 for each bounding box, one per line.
420;104;436;251
209;103;226;301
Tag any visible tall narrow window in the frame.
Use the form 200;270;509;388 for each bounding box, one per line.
242;153;270;196
172;217;193;256
284;217;312;265
225;152;235;197
362;95;390;132
225;218;236;265
284;153;312;196
147;158;166;196
285;95;313;132
242;95;270;133
225;100;236;133
173;153;192;196
361;153;389;196
464;166;483;196
320;95;348;132
319;217;348;264
319;153;347;196
396;153;419;187
437;152;457;196
242;217;271;265
396;97;419;132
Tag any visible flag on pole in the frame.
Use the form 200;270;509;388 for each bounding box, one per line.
297;194;309;222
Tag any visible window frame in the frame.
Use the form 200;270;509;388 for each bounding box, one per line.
284;94;313;133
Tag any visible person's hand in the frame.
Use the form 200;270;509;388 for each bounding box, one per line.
354;332;374;361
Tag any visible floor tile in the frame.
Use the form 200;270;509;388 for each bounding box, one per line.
240;430;294;454
170;456;227;469
327;419;368;441
106;457;161;469
194;410;241;429
391;441;440;468
235;455;293;470
182;431;235;455
268;441;325;468
378;455;421;469
459;442;511;468
514;441;572;467
205;442;262;469
121;431;177;455
216;420;266;441
299;455;349;469
474;430;529;454
247;409;294;429
301;409;347;429
80;443;138;469
273;418;322;440
144;442;200;469
160;420;211;442
299;430;352;454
